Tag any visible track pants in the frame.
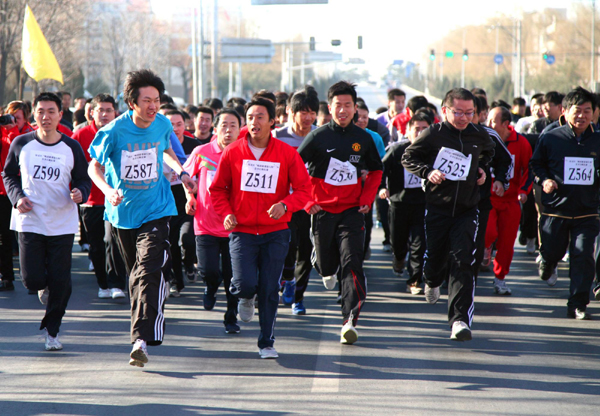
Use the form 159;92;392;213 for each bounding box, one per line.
485;199;522;280
539;214;599;311
19;232;74;337
389;201;425;286
282;210;313;302
312;207;367;326
168;212;196;291
196;234;237;325
112;217;170;345
423;207;478;327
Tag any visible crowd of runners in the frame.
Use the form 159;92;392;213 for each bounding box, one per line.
1;68;599;366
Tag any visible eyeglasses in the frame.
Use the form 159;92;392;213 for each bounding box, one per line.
445;107;474;118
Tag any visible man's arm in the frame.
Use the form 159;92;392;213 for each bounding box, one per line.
88;159;123;206
529;135;556;193
359;134;384;210
163;148;197;194
2;137;28;209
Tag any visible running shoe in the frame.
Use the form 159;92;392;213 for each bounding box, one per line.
225;323;241;334
98;288;111;299
292;301;306;315
88;261;94;271
129;339;148;367
493;278;512;295
526;238;536;255
259;347;279;359
407;283;423;295
203;288;217;311
38;287;49;305
340;321;358;344
282;280;296;305
450;321;472;341
424;284;440;304
44;329;63;351
567;308;591;320
238;296;256;323
111;288;126;299
322;275;336;290
185;265;197;283
382;243;392;253
481;246;492;269
169;285;181;298
81;243;90;252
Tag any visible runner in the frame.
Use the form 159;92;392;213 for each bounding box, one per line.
88;69;196;366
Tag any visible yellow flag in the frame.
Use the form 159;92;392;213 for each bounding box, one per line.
21;4;63;84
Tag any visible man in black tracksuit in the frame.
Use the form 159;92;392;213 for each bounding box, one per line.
402;88;495;341
298;81;383;345
530;87;600;320
379;113;431;295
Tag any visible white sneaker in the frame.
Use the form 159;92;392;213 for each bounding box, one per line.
340;321;358;344
382;243;392;253
259;346;279;359
546;268;558;286
562;251;569;262
88;260;94;271
98;288;111;299
322;275;337;290
111;288;126;299
535;254;543;264
169;285;181;298
407;283;424;295
129;339;148;367
424;284;440;304
493;278;512;295
526;238;536;255
38;287;49;305
44;329;63;351
481;246;492;267
238;296;256;323
450;321;472;341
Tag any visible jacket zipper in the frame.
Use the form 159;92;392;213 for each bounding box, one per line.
452;131;462;217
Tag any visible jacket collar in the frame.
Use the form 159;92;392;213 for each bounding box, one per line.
329;119;355;134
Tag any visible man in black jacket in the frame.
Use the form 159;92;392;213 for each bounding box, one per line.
530;87;600;320
402;88;495;341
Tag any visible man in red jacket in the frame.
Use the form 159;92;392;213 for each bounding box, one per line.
210;97;311;359
72;94;127;299
485;106;532;295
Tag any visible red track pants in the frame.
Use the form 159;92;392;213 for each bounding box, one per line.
484;199;522;280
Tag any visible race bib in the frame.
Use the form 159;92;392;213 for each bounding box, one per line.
433;147;471;181
324;157;357;186
241;160;280;194
30;150;65;182
404;169;421;189
564;157;594;185
206;170;216;189
506;154;516;180
120;148;158;181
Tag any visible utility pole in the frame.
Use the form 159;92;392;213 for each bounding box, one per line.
211;0;218;99
592;0;596;92
198;0;206;103
191;7;198;104
460;30;466;88
495;26;499;78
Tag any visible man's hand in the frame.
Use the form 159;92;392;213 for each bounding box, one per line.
16;196;33;213
70;188;83;203
308;204;322;215
518;193;528;204
358;205;370;214
268;202;286;220
492;180;505;197
361;169;368;180
107;189;124;206
476;168;486;186
181;174;197;194
186;197;197;216
542;179;558;194
427;169;445;185
379;188;390;199
224;214;238;231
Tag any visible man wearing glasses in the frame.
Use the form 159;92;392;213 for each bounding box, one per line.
402;88;495;341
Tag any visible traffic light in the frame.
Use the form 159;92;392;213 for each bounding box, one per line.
331;39;341;46
358;36;363;49
310;36;315;51
462;49;469;61
543;51;549;60
445;51;454;58
430;49;435;61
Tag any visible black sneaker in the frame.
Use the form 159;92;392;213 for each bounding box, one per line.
393;257;405;276
538;261;555;281
0;280;14;291
567;308;591;320
593;285;600;302
203;289;217;310
225;323;240;334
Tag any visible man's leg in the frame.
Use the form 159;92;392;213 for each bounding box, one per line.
293;211;313;304
18;232;47;292
179;216;197;276
229;232;260;299
406;203;426;287
218;237;238;326
81;206;108;290
376;197;391;246
256;229;290;349
363;204;373;259
311;211;341;278
538;215;570;278
196;234;223;307
105;221;127;290
422;210;452;289
168;213;185;292
0;195;14;288
389;202;410;275
282;212;299;282
492;201;522;280
567;217;599;313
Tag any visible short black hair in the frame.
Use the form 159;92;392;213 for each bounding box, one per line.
74;96;86;101
425;102;439;115
327;80;357;105
58;91;71;99
159;103;177;111
318;101;330;115
471;87;487;96
163;109;186;120
184;104;199;116
408;112;432;128
563;87;596;111
73;109;86;125
407;95;428;114
252;90;276;103
214;107;241;128
544;91;564;106
531;93;544;105
180;110;190;121
513;97;526;106
227;97;247;108
197;106;214;120
123;69;165;109
33;92;62;111
443;88;476;108
490;100;511;110
91;93;116;110
375;106;388;114
387;88;405;101
475;94;488;111
245;97;276;120
356;100;369;112
289;85;319;114
206;98;223;111
275;91;289;106
276;104;287;119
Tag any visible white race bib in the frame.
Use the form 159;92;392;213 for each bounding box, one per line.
506;154;516;180
324;157;357;186
30;150;65;182
120;148;158;181
241;160;280;194
404;169;421;189
564;157;594;185
433;147;472;181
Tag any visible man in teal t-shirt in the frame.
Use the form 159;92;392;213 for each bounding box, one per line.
88;69;196;367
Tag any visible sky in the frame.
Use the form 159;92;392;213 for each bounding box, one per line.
151;0;581;78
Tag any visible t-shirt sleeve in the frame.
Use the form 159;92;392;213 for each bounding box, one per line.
88;128;114;166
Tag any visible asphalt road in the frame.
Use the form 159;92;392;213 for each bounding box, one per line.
1;227;600;416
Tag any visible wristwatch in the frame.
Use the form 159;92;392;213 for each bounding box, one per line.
281;202;288;212
179;171;189;180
